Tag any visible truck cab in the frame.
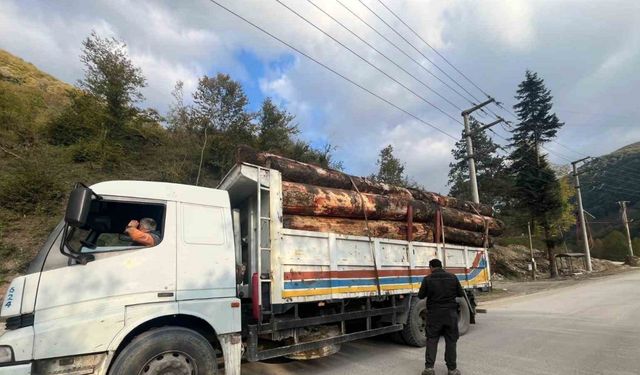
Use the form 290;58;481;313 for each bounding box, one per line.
0;181;242;374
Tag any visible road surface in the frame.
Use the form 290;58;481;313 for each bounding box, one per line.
239;270;640;375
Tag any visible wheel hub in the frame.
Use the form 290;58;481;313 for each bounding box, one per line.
419;308;427;332
139;351;196;375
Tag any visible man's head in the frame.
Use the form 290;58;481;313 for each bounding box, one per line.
139;217;157;232
429;258;443;270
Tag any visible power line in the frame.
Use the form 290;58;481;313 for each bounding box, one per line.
305;0;463;111
368;0;505;121
206;0;458;140
376;0;490;98
355;0;484;105
274;0;464;125
333;0;477;107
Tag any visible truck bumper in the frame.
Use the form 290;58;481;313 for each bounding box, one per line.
0;363;32;375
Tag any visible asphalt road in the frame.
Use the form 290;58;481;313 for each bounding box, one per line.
239;270;640;375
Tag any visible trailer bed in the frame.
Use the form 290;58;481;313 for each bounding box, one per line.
219;163;491;306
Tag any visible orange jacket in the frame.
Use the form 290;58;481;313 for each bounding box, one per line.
126;227;156;247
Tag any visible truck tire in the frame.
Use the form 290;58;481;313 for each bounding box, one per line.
400;298;427;347
109;326;218;375
457;297;471;336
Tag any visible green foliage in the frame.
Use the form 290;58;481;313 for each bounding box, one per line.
193;73;253;132
509;71;566;277
0;161;65;215
47;91;103;145
632;238;640;256
257;97;298;153
79;31;146;131
592;230;630;261
448;117;512;209
372;145;407;186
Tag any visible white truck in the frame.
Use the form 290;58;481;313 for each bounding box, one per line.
0;163;490;374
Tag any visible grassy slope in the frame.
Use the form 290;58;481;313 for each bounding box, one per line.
0;50;76;285
0;50;208;289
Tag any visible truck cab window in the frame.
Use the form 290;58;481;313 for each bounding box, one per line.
68;200;166;254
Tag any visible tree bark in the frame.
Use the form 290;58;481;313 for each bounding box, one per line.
238;145;494;215
283;215;491;247
408;188;493;216
282;181;504;235
238;145;415;199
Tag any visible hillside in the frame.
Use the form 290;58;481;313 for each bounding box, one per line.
0;50;186;286
0;47;340;290
579;142;639;228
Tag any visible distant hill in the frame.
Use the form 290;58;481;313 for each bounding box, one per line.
578;141;639;239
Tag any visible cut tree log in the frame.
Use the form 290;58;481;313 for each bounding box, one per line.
282;181;434;221
408;188;493;217
237;145;413;198
283;215;491;247
283;215;433;242
282;181;504;235
237;145;494;215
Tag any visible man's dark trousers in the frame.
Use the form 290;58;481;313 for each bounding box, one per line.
425;307;459;371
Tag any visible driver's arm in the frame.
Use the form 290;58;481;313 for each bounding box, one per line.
124;220;155;247
126;227;156;246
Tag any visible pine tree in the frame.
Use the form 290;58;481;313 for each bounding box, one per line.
448;117;510;209
510;71;565;278
373;145;407;186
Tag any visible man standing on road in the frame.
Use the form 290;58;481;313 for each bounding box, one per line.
418;258;465;375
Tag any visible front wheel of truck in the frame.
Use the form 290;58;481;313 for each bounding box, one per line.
109;326;218;375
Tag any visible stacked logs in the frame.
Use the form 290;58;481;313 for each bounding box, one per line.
237;146;503;247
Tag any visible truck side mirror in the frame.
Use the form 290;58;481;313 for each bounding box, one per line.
64;185;94;227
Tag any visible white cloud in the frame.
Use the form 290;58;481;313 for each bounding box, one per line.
1;0;639;194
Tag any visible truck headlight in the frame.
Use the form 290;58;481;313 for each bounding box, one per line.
0;346;13;363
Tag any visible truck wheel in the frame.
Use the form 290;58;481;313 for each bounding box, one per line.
400;298;427;347
457;297;471;336
109;327;218;375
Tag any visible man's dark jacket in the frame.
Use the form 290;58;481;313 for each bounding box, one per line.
418;268;465;309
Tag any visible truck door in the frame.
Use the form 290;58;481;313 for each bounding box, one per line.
32;199;177;359
176;202;235;300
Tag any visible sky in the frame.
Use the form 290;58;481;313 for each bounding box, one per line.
1;0;639;194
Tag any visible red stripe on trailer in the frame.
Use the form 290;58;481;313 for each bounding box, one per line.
284;267;468;280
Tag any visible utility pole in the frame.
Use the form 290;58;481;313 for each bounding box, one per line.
618;201;634;257
461;98;500;204
572;157;592;272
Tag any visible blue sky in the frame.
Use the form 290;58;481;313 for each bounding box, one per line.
1;0;639;193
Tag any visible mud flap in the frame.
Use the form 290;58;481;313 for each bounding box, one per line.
219;333;242;375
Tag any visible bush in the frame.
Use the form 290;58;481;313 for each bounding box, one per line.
47;91;103;146
0;162;65;214
593;230;630;261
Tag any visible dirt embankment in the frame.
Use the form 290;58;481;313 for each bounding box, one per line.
489;244;626;281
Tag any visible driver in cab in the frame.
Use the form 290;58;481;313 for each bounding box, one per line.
124;218;160;247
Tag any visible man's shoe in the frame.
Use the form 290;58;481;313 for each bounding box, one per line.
448;369;461;375
421;369;435;375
